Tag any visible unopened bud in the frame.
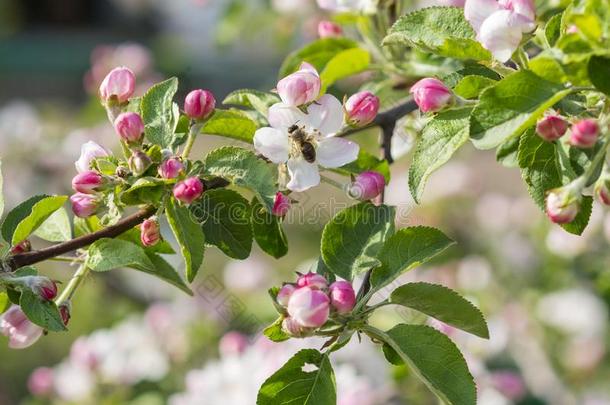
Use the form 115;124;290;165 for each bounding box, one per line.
71;170;104;194
59;302;71;326
318;21;343;38
140;218;161;247
70;193;99;218
344;91;379;127
546;185;581;224
536;114;568;141
128;150;152;176
158;157;184;179
296;272;328;290
282;317;314;338
570;119;599;148
595;176;610;206
23;276;58;301
10;239;31;255
276;62;321;107
184;89;216;120
348;171;385;200
114;112;145;143
75;141;110;173
173;177;204;204
410;78;452;113
99;66;135;105
277;284;297;307
272;192;291;217
287;287;330;328
328;280;356;314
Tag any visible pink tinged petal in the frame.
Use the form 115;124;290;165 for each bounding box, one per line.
268;103;308;131
479;10;525;62
499;0;535;21
307;94;344;135
253;127;290;163
287;157;321;192
287;287;330;328
316;137;360;168
464;0;501;33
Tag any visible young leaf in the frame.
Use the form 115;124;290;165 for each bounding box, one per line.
409;107;472;203
223;89;280;116
453;76;496;99
382;324;476;405
257;349;336;405
1;195;48;243
34;207;72;242
205;146;276;211
544;12;562;47
0;292;10;314
120;177;167;206
319;47;370;91
588;55;610;96
166;198;205;282
390;282;489;338
371;227;454;290
10;195;68;245
250;198;288;259
19;290;66;332
200;109;258;143
190;189;252;259
263;317;290;343
141;77;179;148
383;6;491;61
321;203;395;281
279;37;359;78
470;70;572;149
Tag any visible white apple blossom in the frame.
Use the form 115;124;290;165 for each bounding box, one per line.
317;0;378;13
464;0;536;62
253;94;359;192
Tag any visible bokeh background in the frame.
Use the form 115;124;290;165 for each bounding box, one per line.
1;0;610;404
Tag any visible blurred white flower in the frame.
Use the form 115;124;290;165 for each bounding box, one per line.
536;289;607;337
457;255;491;291
224;256;269;292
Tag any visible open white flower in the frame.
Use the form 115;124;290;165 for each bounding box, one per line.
254;94;359;192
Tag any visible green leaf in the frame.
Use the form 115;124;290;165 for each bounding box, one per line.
1;195;48;244
383;6;491;61
34;207;72;242
470;70;572;149
19;290;66;332
453;76;495;99
409;107;471;203
263;317;290;343
223;89;280;116
371;227;454;290
382;324;476;405
279;38;360;78
588;55;610;96
335;150;391;183
321;203;395;281
529;53;567;83
442;63;500;88
257;349;336;405
390;282;489;338
199;109;257;143
10;195;68;245
544;12;563;47
496;135;521;167
121;177;167;206
250;198;288;259
190;189;253;259
0;292;10;314
320;47;370;91
166;198;205;283
86;238;191;294
205;146;277;211
141;77;179;148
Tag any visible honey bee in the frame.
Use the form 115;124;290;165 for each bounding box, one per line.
288;124;317;163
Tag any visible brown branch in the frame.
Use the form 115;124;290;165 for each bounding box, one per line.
337;98;418;138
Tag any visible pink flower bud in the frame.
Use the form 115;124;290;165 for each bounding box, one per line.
282;317;314;338
287;286;330;328
272;192;291;217
158;157;184;179
59;303;71;326
570;119;599;148
595;179;610;205
0;306;44;349
184;89;216;120
75;141;110;173
10;239;31;255
219;331;249;357
410;78;452;113
28;367;54;397
70;193;99;218
328;280;356;314
345;91;380;127
348;171;385;200
277;62;321;107
71;170;104;194
277;284;297;306
140;218;161;247
173;177;204;204
24;276;58;301
99;66;135;104
318;21;343;38
296;272;328;290
114;112;145;143
536;114;568;141
546;187;580;224
128;150;152;176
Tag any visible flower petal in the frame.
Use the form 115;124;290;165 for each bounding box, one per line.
287;157;320;192
479;10;525;62
316;137;360;168
307;94;344;135
253;127;289;163
464;0;501;33
268;103;308;131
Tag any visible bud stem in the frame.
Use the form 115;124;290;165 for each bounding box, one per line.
56;264;90;305
181;124;201;159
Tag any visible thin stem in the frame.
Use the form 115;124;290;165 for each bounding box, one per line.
182;124;200;159
49;256;84;264
320;174;345;190
55;265;91;304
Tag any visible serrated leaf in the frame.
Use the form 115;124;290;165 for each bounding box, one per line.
279;38;360;78
199;109;257;143
250;198;288;259
10;195;68;245
205;146;276;211
409;107;471;203
320;47;370;91
19;290;66;332
34;207;72;242
383;6;491;61
141;77;179;148
1;195;48;244
166;198;205;282
453;76;495;99
496;134;521;167
470;70;572;149
190;189;252;259
588;55;610;96
321;203;395;281
382;324;476;405
257;349;336;405
371;227;454;290
390;282;489;338
223;89;280;116
263;317;290;343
